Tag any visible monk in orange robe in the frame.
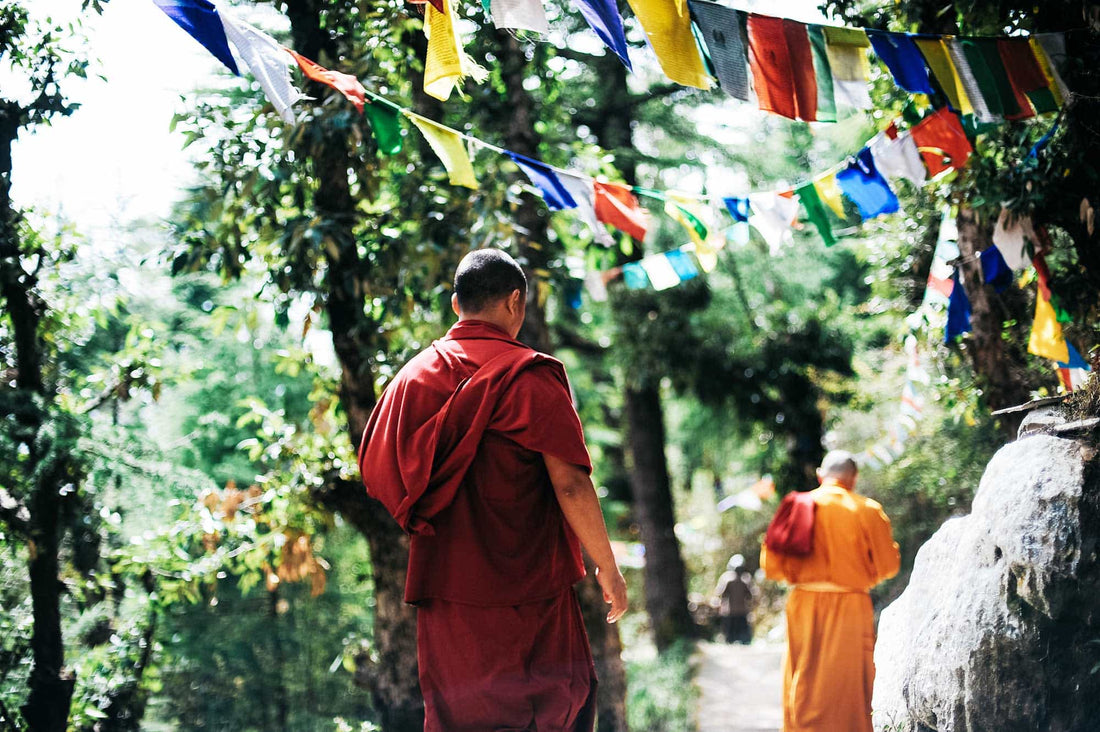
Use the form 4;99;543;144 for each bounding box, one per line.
358;249;628;732
761;450;900;732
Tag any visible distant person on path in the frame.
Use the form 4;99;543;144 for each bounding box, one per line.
358;248;628;732
761;450;900;732
715;554;755;644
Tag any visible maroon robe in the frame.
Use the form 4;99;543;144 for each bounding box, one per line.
358;320;597;732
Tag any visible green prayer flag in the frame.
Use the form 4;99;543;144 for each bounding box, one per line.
961;39;1019;118
364;101;404;155
1026;87;1058;115
808;26;837;123
796;181;836;247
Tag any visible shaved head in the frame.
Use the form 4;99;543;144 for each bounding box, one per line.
819;450;858;484
453;249;527;314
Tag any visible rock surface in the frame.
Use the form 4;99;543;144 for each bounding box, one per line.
872;420;1100;732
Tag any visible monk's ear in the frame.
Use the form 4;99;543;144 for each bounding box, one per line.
451;293;461;317
509;288;524;314
815;468;824;485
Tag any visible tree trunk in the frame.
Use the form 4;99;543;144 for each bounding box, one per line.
955;206;1033;435
623;383;695;651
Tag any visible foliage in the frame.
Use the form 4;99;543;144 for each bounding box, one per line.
624;641;697;732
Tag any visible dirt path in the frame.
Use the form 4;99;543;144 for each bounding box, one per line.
694;641;784;732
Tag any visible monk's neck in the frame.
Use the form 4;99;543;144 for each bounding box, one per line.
821;478;855;492
456;317;515;338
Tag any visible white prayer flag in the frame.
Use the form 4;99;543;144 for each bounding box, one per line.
640;253;682;291
993;206;1037;271
490;0;550;33
559;173;615;246
218;9;302;124
869;132;927;187
748;193;799;254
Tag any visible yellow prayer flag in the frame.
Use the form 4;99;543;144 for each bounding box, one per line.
404;112;479;189
813;172;847;219
914;37;974;116
1029;38;1066;107
626;0;712;89
423;0;487;101
822;27;871;82
1028;291;1070;362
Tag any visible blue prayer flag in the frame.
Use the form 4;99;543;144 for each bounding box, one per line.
945;270;972;343
979;246;1013;293
508;153;578;211
665;248;700;282
836;148;900;219
867;30;934;95
723;196;751;223
571;0;632;70
621;262;650;289
1057;342;1091;371
154;0;240;75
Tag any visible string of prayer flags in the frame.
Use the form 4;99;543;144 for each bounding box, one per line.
287;50;366;112
405;112;479;188
627;0;712;89
866;30;935;96
795;181;837;246
217;11;302;124
747;15;818;121
509;153;578;211
689;1;750;101
836;148;899;219
423;0;488;101
1028;286;1070;362
945;270;972;342
869;127;927;187
748;192;799;253
559;174;615;246
363;98;405;155
914;37;975;116
960;39;1026;119
488;0;550;34
571;0;632;69
154;0;240;75
909;108;972;177
823;27;872;110
594;182;648;241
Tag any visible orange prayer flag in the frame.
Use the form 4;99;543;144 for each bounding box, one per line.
594;182;648;241
910;108;972;177
287;49;366;113
747;15;818;122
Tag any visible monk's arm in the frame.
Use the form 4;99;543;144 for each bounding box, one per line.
544;454;628;623
759;543;789;583
869;506;901;583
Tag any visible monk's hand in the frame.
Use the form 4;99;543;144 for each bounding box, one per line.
596;565;628;623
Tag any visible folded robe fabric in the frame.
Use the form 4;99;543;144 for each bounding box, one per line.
689;0;750;101
405;112;478;189
218;11;301;123
571;0;632;69
287;50;366;112
508;153;578;211
836;148;899;219
910;108;972;177
747;15;818;121
869;130;926;187
866;30;934;95
489;0;550;34
558;174;615;246
594;182;648;240
627;0;712;89
424;0;488;101
823;26;872;110
796;182;836;246
914;36;973;115
764;491;815;556
945;270;972;343
155;0;239;75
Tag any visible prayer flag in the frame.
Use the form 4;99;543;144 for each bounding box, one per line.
723;196;751;223
585;270;609;302
992;207;1035;271
287;50;366;112
748;192;800;254
813;172;848;219
489;0;550;34
405;112;478;189
665;247;700;281
866;30;934;95
154;0;239;75
979;246;1013;292
689;0;750;101
1057;366;1090;392
747;15;818;121
559;174;615;246
808;26;837;123
836;148;899;219
424;0;488;101
218;12;301;123
823;27;872;110
946;39;999;123
909;108;972;177
795;181;836;246
571;0;631;69
665;199;709;247
594;182;648;241
998;38;1058;114
621;262;651;290
641;253;682;291
627;0;712;89
945;270;971;342
508;153;578;211
869;130;927;187
1031;34;1069;105
1029;288;1070;363
1058;342;1090;371
961;38;1024;119
914;36;973;115
363;100;404;155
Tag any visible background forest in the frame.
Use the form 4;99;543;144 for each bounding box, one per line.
2;0;1098;730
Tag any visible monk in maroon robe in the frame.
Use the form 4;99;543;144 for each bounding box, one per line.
358;249;628;732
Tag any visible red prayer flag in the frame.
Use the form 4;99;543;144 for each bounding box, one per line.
287;49;366;112
747;15;818;122
594;182;648;241
910;108;973;177
409;0;446;12
998;38;1049;118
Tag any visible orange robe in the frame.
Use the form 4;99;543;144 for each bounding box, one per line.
761;481;900;732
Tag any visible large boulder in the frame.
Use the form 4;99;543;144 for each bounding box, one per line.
872;414;1100;732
